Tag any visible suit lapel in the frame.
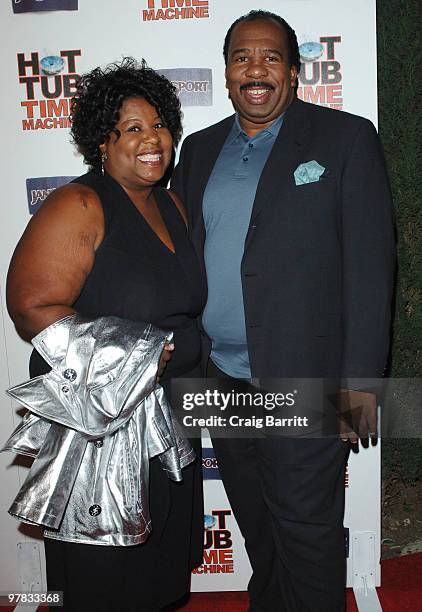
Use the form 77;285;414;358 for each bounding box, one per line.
189;115;234;268
248;98;311;231
192;115;235;216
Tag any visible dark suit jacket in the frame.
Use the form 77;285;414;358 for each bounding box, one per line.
171;97;395;379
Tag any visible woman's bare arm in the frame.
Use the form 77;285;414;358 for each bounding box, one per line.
7;183;104;340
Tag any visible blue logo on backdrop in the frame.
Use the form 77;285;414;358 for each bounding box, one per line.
12;0;78;13
159;68;212;107
26;176;76;214
202;447;220;480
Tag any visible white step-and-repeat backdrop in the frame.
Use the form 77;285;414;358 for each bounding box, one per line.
0;0;380;594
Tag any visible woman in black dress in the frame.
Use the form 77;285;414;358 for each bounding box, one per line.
7;58;206;611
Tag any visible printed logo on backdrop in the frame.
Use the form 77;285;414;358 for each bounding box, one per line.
142;0;209;21
160;69;212;106
12;0;78;13
17;49;81;131
297;36;343;109
193;510;234;575
26;176;76;214
202;447;220;480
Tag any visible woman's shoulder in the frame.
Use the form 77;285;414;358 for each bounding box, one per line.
28;176;104;239
41;175;102;215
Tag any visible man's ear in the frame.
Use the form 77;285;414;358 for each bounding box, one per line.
290;65;298;88
225;68;231;99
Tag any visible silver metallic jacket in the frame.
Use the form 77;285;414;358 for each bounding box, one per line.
2;315;195;546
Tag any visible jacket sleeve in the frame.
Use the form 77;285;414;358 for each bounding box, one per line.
340;119;395;380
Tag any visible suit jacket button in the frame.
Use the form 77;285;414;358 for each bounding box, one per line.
89;504;102;517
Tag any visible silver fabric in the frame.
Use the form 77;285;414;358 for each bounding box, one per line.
2;315;195;546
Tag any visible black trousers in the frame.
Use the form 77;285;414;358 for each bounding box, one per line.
207;359;348;612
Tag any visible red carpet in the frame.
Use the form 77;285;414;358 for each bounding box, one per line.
3;553;422;611
181;553;422;611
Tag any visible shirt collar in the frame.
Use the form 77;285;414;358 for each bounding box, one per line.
227;112;285;145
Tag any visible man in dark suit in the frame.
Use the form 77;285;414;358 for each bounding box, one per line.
172;10;394;612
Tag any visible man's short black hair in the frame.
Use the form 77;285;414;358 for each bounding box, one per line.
223;9;301;74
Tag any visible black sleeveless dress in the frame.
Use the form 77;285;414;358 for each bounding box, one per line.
31;170;207;612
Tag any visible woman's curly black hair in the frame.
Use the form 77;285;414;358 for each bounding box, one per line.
71;57;182;172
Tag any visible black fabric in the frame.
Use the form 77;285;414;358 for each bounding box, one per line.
171;97;395;380
207;360;348;612
74;170;206;376
30;170;206;611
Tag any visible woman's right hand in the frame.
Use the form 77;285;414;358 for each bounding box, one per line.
157;342;174;381
6;183;104;340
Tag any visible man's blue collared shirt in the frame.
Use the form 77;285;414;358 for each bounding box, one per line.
202;113;284;378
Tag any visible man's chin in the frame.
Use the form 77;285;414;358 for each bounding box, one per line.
237;108;278;125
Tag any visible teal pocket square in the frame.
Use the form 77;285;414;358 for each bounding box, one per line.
294;161;326;186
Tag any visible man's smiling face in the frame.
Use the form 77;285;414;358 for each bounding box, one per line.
225;18;298;136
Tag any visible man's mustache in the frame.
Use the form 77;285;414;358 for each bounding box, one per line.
240;81;274;91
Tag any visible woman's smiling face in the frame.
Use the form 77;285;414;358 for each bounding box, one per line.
101;96;173;192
